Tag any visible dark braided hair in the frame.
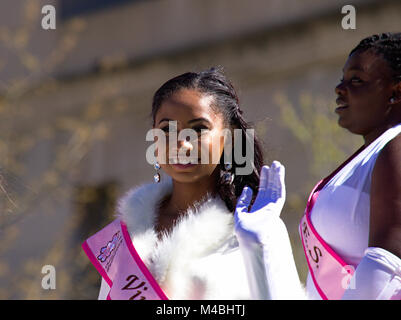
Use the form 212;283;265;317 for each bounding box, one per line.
349;32;401;82
151;67;264;212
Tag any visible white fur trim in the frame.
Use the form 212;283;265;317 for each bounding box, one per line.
115;177;249;299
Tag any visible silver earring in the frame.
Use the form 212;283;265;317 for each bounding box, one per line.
221;162;234;184
390;97;396;103
154;162;161;183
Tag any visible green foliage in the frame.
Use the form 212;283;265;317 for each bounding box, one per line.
274;91;361;282
276;92;361;188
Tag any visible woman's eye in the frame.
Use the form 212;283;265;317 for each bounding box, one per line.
350;76;362;84
160;126;178;133
340;76;363;85
193;126;209;133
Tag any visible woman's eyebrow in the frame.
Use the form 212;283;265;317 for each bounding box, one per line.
188;117;212;125
158;118;172;125
157;117;212;125
343;66;364;73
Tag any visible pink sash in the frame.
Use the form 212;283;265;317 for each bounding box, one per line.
82;219;168;300
299;146;365;300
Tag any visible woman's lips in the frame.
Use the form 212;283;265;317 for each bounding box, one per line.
335;98;349;113
171;163;197;169
169;158;199;169
335;105;349;113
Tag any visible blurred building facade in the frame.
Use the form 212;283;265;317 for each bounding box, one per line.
0;0;400;299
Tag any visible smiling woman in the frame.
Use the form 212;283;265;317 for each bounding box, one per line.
233;32;401;300
82;67;275;300
150;68;264;214
308;32;401;300
335;39;401;143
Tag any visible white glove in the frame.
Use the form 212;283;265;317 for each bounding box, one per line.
235;161;286;245
235;161;306;299
341;247;401;300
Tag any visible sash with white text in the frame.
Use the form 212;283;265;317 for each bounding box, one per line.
82;219;168;300
299;147;364;300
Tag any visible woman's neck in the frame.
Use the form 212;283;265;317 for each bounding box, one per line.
363;125;388;147
363;119;401;147
168;175;218;215
155;171;219;236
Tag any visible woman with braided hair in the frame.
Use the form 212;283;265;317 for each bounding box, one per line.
235;32;401;299
83;67;304;300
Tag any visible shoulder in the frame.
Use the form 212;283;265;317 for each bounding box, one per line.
372;133;401;192
376;132;401;169
372;133;401;197
370;132;401;257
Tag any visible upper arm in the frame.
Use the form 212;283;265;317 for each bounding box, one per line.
369;134;401;257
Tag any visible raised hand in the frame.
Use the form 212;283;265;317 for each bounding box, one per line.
234;161;306;299
234;161;286;245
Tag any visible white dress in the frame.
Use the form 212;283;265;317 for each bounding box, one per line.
306;123;401;299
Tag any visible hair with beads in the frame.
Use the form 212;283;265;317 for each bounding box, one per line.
151;67;264;212
349;32;401;82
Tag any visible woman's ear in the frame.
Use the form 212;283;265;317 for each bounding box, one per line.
390;82;401;104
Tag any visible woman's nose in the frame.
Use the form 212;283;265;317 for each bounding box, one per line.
335;81;346;96
177;138;194;152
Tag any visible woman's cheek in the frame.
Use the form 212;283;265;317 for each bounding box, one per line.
198;134;215;164
155;138;169;164
194;134;205;164
211;132;226;165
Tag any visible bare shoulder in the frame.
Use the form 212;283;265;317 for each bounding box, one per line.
374;132;401;184
369;132;401;257
377;132;401;165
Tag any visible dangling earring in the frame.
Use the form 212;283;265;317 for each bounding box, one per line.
153;162;161;183
221;162;234;184
390;97;396;104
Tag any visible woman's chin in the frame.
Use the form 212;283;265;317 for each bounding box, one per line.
338;118;365;136
337;116;352;131
171;175;203;184
166;169;203;183
163;163;219;184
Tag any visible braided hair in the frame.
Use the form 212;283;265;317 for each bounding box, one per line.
151;67;264;212
349;32;401;82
